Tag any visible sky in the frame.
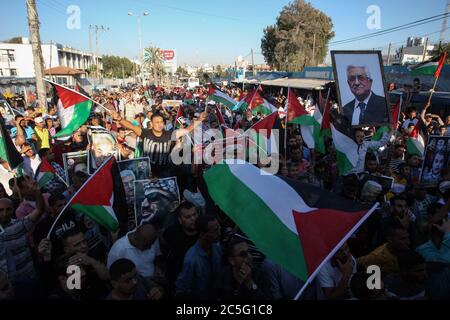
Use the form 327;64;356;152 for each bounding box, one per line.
0;0;448;66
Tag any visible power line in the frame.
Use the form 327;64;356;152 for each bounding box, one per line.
134;0;262;26
329;13;450;46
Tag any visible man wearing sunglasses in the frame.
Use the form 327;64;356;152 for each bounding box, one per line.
343;65;389;126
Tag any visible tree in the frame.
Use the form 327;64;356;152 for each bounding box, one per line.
260;0;334;71
4;37;23;44
102;55;136;78
176;66;189;77
142;46;165;84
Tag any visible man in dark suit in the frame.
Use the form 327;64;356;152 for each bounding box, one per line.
342;65;389;126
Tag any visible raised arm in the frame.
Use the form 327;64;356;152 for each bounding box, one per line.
111;111;142;137
175;112;208;140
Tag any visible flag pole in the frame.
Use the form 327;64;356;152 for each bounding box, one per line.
426;76;440;106
54;172;69;188
284;87;289;167
46;155;114;239
43;78;112;114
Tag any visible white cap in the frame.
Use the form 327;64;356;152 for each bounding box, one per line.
34;117;44;124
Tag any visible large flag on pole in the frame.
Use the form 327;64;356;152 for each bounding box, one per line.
46;80;93;138
0;113;23;170
208;84;237;109
409;52;447;77
204;161;377;292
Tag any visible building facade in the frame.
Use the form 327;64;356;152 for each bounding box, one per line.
0;37;102;78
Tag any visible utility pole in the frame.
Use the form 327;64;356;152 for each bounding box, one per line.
312;33;316;66
26;0;47;112
422;37;429;62
387;42;392;66
251;48;255;76
92;25;108;84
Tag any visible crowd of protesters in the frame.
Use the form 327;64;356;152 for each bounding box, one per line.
0;81;449;301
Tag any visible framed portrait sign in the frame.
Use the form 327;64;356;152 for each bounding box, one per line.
62;151;89;185
331;50;391;128
420;135;450;187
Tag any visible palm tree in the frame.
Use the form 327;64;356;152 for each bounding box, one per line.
142;46;165;85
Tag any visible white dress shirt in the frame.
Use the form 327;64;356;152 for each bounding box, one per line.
351;92;372;126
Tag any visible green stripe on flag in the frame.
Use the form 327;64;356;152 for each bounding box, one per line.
336;149;355;176
204;163;308;280
38;172;54;189
71;204;118;231
210;95;236;109
54;100;93;138
372;126;389;141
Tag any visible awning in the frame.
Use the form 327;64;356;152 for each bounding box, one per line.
261;78;334;90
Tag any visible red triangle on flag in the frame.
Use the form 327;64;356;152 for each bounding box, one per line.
293;208;366;274
38;158;56;174
391;100;401;130
248;112;278;138
53;83;88;109
435;52;447;78
286;88;308;122
70;157;114;207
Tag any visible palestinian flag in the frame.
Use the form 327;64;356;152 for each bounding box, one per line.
406;119;425;157
0;113;23;170
67;157;127;232
300;106;324;154
409;52;447;77
372;125;390;141
35;158;56;189
317;100;332;155
245;112;279;157
184;92;194;105
48;81;93;138
208;84;237;109
233;89;277;115
204;161;377;283
175;105;185;129
286;89;317;126
330;112;358;176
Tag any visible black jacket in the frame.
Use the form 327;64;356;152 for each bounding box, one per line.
343;92;389;125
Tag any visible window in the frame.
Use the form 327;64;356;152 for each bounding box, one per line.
7;50;15;62
10;69;17;76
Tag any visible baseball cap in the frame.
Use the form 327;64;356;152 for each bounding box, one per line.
34;117;44;124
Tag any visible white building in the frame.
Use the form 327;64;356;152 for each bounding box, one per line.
0;37;102;78
392;37;435;65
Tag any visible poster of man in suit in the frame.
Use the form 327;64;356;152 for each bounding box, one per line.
331;51;391;127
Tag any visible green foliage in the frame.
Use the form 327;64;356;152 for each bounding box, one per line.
260;0;334;71
102;55;136;78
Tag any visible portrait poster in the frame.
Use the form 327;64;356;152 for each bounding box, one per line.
62;151;89;186
134;177;181;230
117;157;152;231
331;51;391;127
420;136;450;187
88;128;118;174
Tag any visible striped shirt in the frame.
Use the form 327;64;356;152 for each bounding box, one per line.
0;217;36;279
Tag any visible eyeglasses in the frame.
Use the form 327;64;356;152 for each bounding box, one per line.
348;75;371;82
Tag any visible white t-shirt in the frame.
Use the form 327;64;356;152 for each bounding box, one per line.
22;154;41;178
107;233;161;278
316;256;357;299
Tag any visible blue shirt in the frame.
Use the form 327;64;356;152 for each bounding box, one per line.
10;126;34;141
416;232;450;264
175;241;222;299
